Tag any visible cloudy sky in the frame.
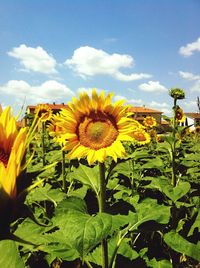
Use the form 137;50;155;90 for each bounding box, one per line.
0;0;200;115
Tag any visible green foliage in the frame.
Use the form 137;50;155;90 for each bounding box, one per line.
0;240;25;268
164;231;200;261
70;164;100;195
1;113;200;267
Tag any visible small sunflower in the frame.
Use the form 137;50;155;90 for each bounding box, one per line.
52;90;135;165
175;107;185;123
148;129;157;138
48;115;65;137
131;128;151;145
35;104;52;122
48;116;67;146
195;125;200;134
0;106;27;199
143;116;157;128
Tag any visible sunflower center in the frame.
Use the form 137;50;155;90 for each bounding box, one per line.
78;112;118;150
0;147;9;167
176;111;182;120
146;119;153;125
88;121;106;140
133;131;146;141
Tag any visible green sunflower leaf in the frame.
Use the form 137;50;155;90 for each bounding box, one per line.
164;231;200;262
0;240;25;268
71;164;100;195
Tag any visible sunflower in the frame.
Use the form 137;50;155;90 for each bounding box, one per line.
53;90;135;165
48;115;65;137
175;107;185;123
143;116;157;128
35;104;52;122
48;116;67;146
0;106;27;199
195;125;200;134
131;128;151;145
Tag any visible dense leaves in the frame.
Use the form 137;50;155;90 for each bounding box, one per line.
1;113;200;268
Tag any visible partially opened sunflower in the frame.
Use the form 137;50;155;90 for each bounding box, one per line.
0;106;27;199
130;128;151;145
52;90;135;165
175;107;186;123
35;104;52;122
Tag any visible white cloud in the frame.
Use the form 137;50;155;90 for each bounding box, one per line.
113;95;171;114
77;87;105;96
138;81;168;92
148;101;171;115
179;37;200;57
8;44;57;74
0;80;74;103
190;80;200;92
183;100;197;109
128;99;143;105
149;101;170;108
0;102;7;110
65;46;151;81
113;95;143;105
182;100;200;113
178;71;200;95
179;71;200;81
114;72;151;81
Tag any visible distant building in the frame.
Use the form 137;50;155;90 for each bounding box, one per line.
26;102;67;115
128;106;169;132
24;102;67;127
184;112;200;130
23;103;169;132
128;106;162;123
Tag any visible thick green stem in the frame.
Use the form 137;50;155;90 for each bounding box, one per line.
130;159;135;197
84;259;94;268
171;99;179;267
41;122;46;166
62;150;67;192
171;98;177;187
99;162;108;268
99;162;106;212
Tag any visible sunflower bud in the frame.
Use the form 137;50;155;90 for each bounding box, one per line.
169;88;185;100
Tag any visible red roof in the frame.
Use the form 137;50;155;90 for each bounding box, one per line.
27;103;68;110
27;104;162;115
128;106;162;114
185;113;200;119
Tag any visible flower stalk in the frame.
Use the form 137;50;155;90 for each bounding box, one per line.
99;162;108;268
171;98;177;187
41;122;46;166
62;150;67;192
169;88;185;187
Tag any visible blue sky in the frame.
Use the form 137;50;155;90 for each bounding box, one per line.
0;0;200;115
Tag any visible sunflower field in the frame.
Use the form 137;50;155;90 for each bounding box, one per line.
0;88;200;268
